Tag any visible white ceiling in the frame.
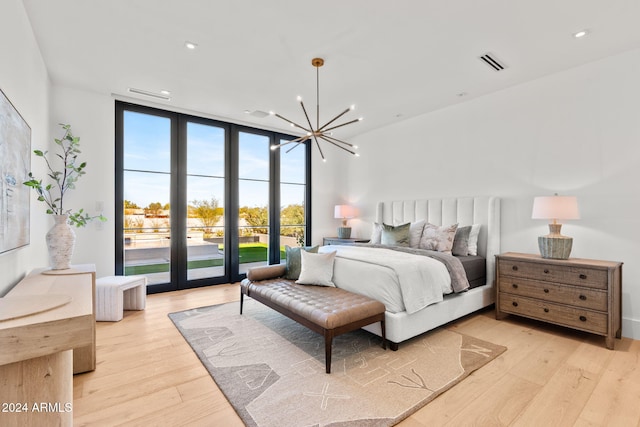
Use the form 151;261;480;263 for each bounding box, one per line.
22;0;640;139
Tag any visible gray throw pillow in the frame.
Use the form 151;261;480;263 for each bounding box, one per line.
381;223;410;246
452;225;472;256
284;245;319;280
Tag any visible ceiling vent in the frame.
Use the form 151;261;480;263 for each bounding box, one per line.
127;87;171;100
479;53;507;72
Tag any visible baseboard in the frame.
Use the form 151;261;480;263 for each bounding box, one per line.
622;317;640;341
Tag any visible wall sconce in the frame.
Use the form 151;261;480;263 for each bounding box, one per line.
334;205;356;239
532;194;580;259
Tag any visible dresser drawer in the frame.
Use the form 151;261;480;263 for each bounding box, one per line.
499;295;607;335
498;277;607;311
499;259;608;289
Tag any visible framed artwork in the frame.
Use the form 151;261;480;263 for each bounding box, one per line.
0;88;31;254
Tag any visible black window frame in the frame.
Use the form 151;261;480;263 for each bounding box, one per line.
115;101;311;292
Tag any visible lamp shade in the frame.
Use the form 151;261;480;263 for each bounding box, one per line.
334;205;356;219
532;196;580;221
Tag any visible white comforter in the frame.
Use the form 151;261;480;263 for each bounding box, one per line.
318;245;452;314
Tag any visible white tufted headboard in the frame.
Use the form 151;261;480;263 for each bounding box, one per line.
376;196;501;286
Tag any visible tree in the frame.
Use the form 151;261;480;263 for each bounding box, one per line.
124;200;139;209
145;202;163;218
190;198;223;235
239;206;268;235
281;204;304;226
280;203;305;245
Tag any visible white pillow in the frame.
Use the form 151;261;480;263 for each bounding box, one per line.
370;222;383;244
409;219;426;248
296;250;337;287
467;224;481;256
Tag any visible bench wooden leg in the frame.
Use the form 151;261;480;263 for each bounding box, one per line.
240;290;244;315
380;319;387;350
325;332;333;374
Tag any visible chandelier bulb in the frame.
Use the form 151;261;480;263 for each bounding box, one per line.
270;145;278;150
354;145;359;149
296;95;302;102
358;117;364;121
350;105;355;110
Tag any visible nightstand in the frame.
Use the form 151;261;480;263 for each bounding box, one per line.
322;237;369;246
496;252;622;349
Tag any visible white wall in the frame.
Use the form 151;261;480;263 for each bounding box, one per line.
49;85;115;278
0;0;51;296
343;48;640;339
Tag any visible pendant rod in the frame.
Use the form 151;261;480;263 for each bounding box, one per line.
314;58;322;130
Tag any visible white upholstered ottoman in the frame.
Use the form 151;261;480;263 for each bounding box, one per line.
96;275;147;321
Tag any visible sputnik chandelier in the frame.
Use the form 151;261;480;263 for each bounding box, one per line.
270;58;362;162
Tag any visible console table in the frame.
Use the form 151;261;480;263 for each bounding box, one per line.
0;265;96;426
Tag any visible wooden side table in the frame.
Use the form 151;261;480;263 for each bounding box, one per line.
0;265;96;426
496;252;622;349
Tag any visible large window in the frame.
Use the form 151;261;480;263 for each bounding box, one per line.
115;102;311;293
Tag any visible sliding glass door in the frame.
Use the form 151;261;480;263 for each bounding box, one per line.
115;102;310;293
185;120;227;282
119;109;174;288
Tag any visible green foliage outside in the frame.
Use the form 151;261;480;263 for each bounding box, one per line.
124;243;286;275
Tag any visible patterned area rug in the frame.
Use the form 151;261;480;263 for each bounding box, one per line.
169;299;506;427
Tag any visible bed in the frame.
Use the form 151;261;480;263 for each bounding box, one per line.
319;196;501;348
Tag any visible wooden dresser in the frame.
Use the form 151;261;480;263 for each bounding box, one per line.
496;252;622;349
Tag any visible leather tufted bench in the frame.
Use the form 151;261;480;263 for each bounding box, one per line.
240;264;386;373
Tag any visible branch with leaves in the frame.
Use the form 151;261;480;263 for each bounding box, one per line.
24;123;107;227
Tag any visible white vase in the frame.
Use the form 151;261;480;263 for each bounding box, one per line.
46;214;76;270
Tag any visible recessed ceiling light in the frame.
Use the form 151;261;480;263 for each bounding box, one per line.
573;30;588;38
184;41;198;50
457;92;468;97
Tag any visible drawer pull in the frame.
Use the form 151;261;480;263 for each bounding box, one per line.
512;301;518;307
544;269;550;274
579;295;587;301
512;283;518;289
544;288;549;293
579;274;587;280
512;266;518;271
544;308;549;313
579;316;587;322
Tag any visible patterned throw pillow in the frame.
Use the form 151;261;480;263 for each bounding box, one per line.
381;223;411;246
284;245;319;280
371;220;424;247
419;223;459;253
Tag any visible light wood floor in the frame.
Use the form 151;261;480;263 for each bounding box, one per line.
73;283;640;426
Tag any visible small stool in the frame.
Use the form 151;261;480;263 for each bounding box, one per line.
96;275;147;321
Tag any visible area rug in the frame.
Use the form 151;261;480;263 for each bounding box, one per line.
169;299;506;427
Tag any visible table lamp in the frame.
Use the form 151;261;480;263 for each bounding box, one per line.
531;194;580;259
334;205;356;239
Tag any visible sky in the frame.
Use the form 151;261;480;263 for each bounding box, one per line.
122;110;306;210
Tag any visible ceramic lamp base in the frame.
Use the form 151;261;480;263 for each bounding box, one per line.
337;227;352;239
538;235;573;259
